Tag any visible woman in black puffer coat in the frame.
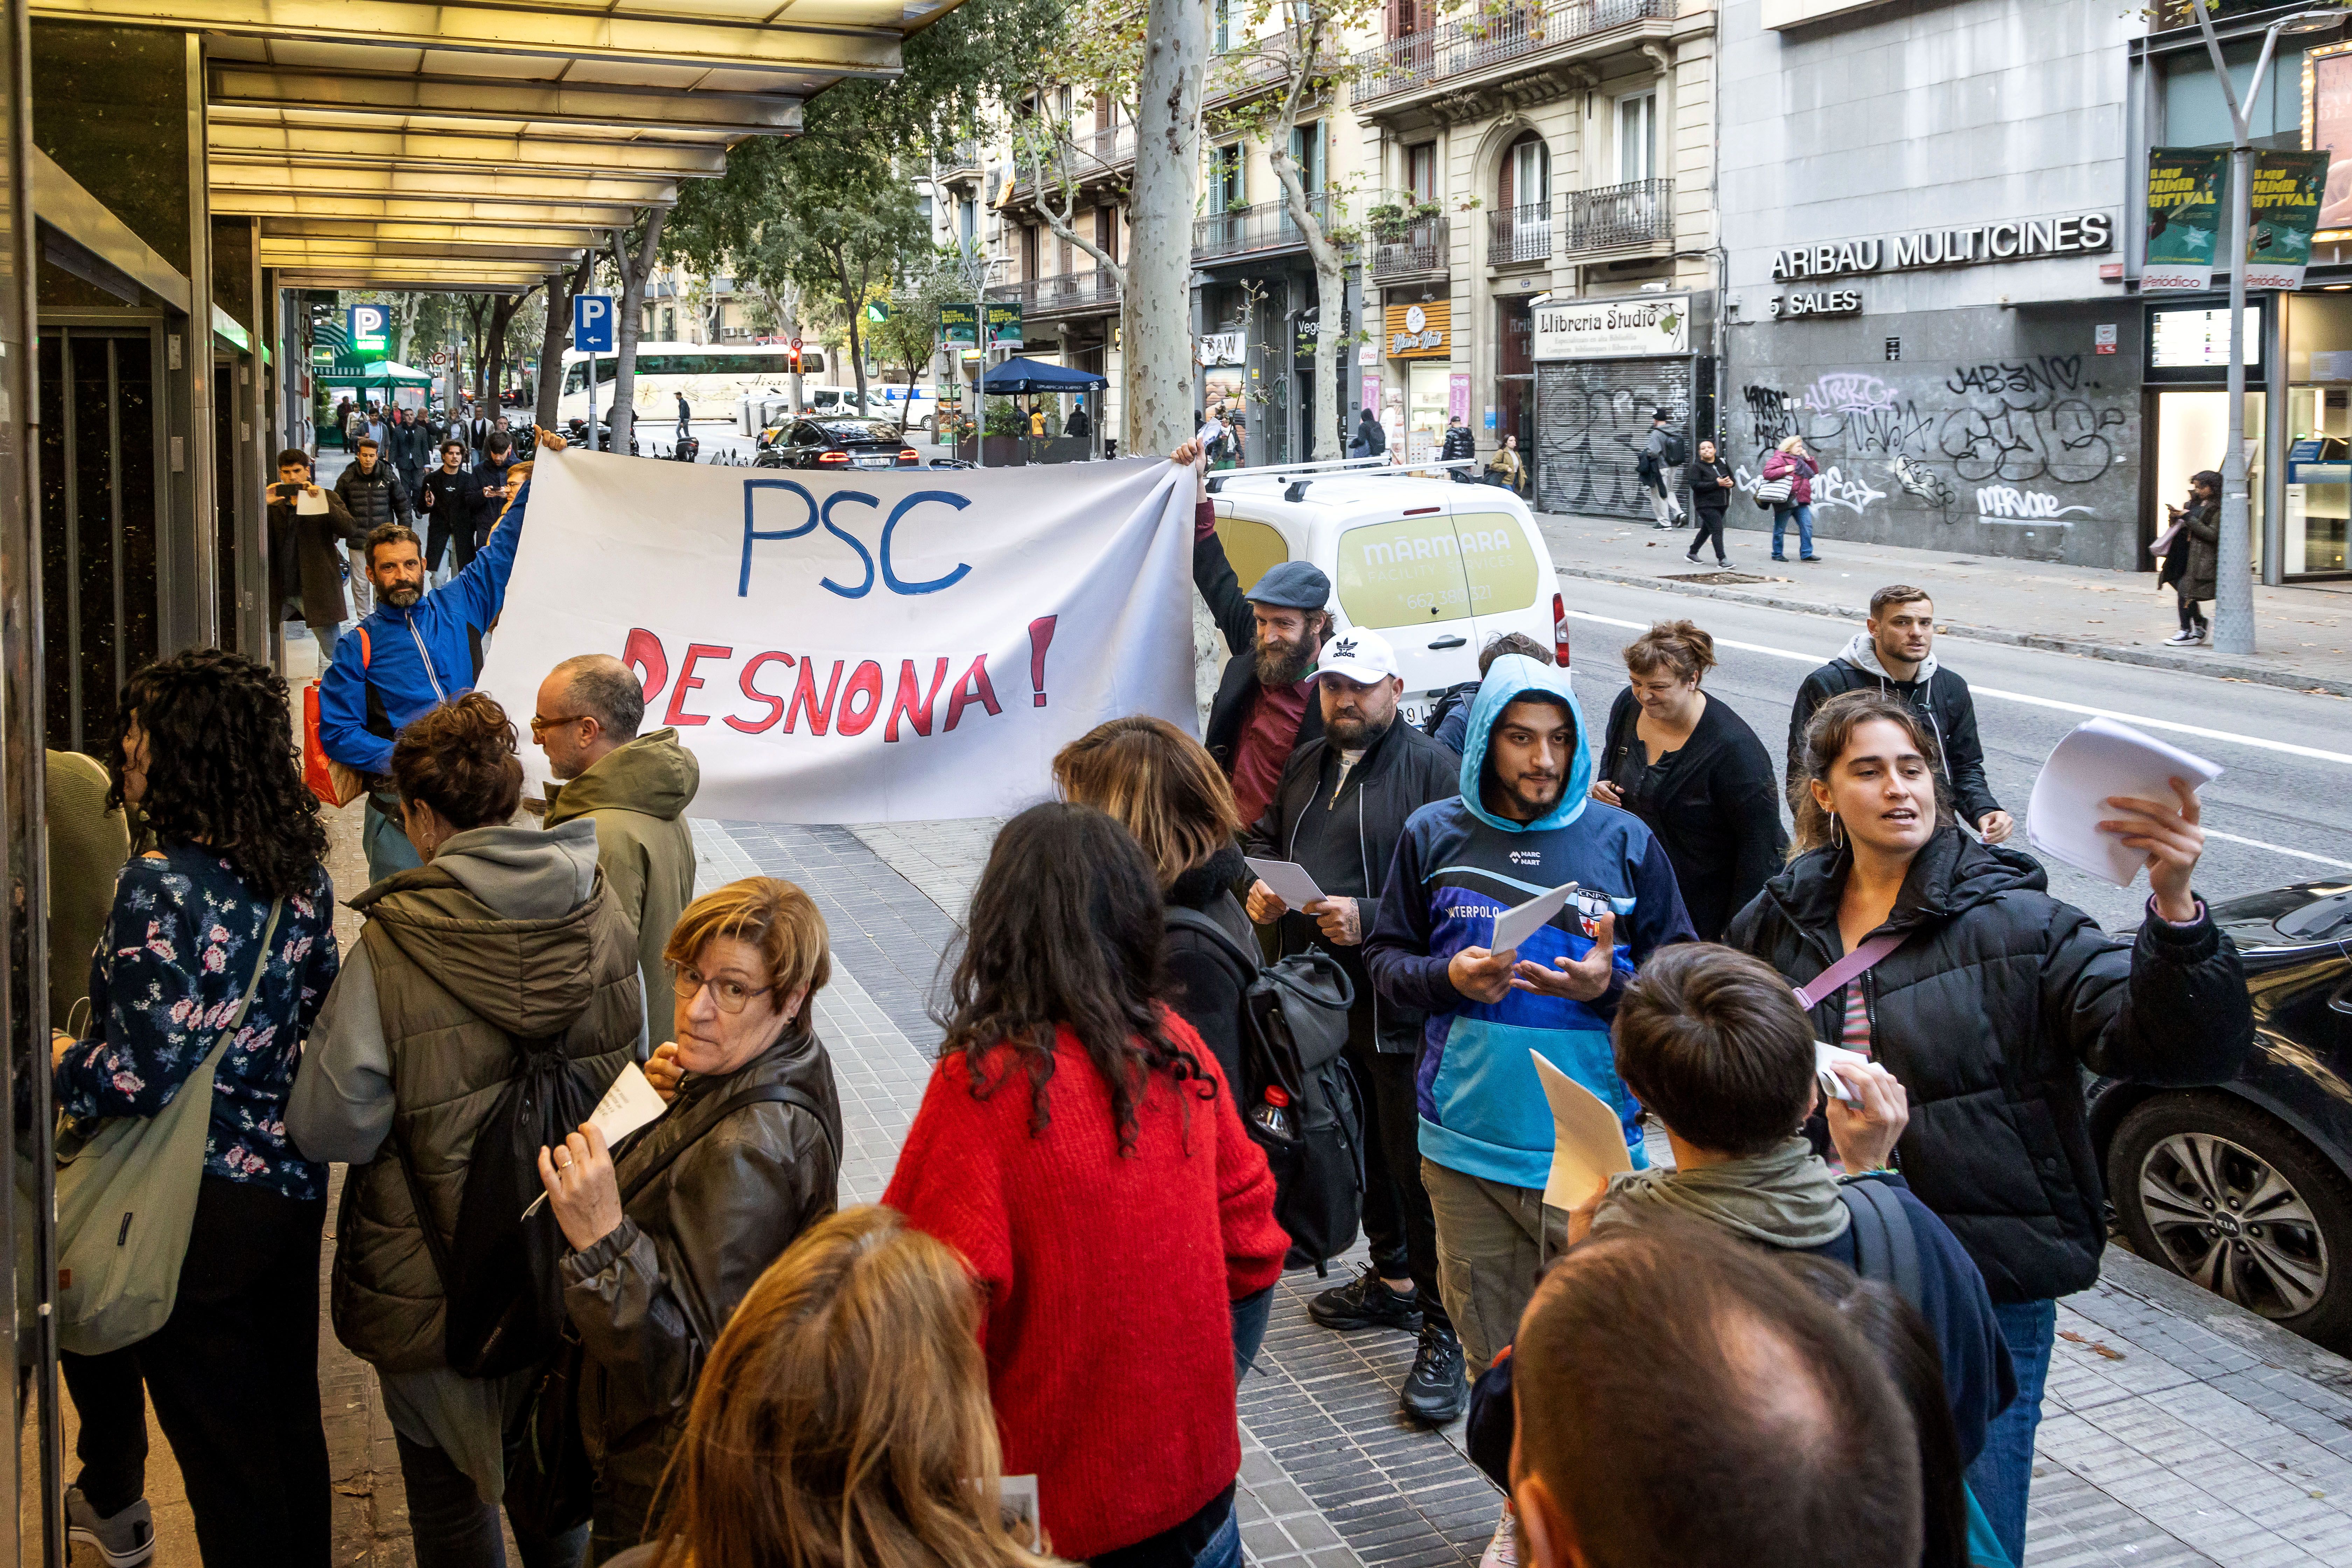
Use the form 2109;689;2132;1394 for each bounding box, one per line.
1726;688;2251;1568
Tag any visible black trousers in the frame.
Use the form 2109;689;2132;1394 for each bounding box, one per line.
1688;507;1729;562
1345;1038;1410;1280
2177;592;2208;633
66;1177;331;1566
1358;1048;1452;1336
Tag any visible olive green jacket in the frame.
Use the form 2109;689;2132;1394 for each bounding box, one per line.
544;728;700;1017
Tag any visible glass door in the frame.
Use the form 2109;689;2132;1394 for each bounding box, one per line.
2287;384;2351;576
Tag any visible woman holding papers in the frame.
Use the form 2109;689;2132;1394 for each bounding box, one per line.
1725;688;2253;1568
291;691;645;1568
538;876;844;1560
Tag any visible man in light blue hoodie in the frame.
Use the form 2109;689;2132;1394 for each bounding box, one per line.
1363;653;1694;1371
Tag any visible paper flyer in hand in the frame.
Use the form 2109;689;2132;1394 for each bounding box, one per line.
1245;857;1327;908
1530;1051;1634;1210
295;488;327;515
520;1061;672;1220
1816;1041;1870;1105
1491;884;1576;956
2025;717;2221;887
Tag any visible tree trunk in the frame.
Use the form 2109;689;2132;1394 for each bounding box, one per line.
1127;0;1207;461
837;249;870;410
536;255;593;433
609;209;667;454
1268;33;1345;461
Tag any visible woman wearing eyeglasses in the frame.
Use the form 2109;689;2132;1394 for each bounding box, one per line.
537;876;844;1561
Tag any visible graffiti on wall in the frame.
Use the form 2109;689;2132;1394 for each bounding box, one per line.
1974;486;2095;523
1535;367;1693;520
1731;463;1887;518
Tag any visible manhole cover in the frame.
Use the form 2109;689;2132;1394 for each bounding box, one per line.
1664;570;1775;585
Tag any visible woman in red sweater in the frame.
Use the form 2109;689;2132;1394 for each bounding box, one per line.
883;803;1288;1568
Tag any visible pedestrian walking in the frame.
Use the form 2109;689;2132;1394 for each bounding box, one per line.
465;405;494;461
1639;410;1687;528
318;428;559;884
1685;439;1736;566
1356;406;1387;457
390;408;428;497
418;439;476;579
533;653;701;1018
605;1206;1068;1568
1591;622;1787;941
267;447;365;663
676;390;691;444
1066;398;1092;439
1177;439;1332;827
468;431;522;558
290;691;642;1568
538;876;845;1558
1484;433;1527;496
1050;716;1253;1091
1726;688;2254;1567
883;803;1288;1568
1442;412;1476;482
337;435;416;620
1239;627;1468;1424
1785;585;2012;843
54;648;340;1568
1511;1225;1924;1568
1362;652;1694;1568
1764;435;1819;561
2163;470;2220;646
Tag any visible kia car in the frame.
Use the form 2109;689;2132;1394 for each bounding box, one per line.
754;417;918;471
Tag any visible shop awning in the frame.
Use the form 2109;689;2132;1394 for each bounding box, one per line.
316;357;433;387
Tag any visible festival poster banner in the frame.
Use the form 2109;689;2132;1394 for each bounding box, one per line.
2144;148;2227;291
2247;149;2332;289
477;450;1198;822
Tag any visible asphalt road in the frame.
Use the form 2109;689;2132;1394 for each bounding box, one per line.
1554;575;2352;932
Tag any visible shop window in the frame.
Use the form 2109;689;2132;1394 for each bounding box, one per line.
1216;516;1289;595
1452;512;1539;616
1617;91;1656;183
1336;515;1473;628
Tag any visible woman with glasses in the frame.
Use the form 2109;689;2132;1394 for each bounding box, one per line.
538;876;843;1561
291;690;644;1568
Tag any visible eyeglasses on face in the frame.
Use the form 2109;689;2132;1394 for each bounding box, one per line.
673;965;775;1015
528;713;593;735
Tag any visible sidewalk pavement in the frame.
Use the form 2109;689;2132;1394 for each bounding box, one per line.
1533;508;2352;698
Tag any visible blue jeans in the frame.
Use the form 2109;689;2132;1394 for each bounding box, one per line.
1191;1509;1241;1568
1965;1298;2056;1567
394;1431;586;1568
363;797;424;885
1231;1286;1273;1381
1772;502;1816;559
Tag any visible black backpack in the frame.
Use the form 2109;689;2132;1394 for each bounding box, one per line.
1422;680;1479;743
1164;908;1366;1274
1661;431;1689;466
393;1037;605;1379
1837;1176;1924;1310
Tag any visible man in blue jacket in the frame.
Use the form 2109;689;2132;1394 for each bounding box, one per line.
1363;652;1693;1372
320;428;559;881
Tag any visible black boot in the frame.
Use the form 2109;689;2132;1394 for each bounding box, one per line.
1308;1264;1423;1332
1399;1320;1467;1424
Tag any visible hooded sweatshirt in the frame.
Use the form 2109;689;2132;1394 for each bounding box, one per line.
545;727;701;1014
1363;655;1695;1189
1785;631;2001;828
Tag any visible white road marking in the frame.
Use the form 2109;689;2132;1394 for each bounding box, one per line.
1561;609;2352;766
2201;831;2352;872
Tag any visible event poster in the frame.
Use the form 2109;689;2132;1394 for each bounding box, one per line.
2247;149;2332;288
477;449;1198;822
2144;147;2227;291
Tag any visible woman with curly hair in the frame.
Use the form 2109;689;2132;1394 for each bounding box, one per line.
51;647;341;1568
883;802;1286;1568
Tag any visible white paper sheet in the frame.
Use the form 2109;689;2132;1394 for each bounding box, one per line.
520;1062;672;1219
2025;716;2222;887
1816;1041;1871;1105
1244;856;1327;909
295;487;327;516
1490;882;1575;956
1530;1051;1634;1210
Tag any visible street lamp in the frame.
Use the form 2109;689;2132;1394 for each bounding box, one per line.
2194;5;2343;655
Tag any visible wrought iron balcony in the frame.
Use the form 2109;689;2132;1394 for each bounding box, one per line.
1193;192;1337;262
1567;177;1671;252
1487;203;1552;266
1351;0;1675;107
985;268;1122;317
1371;214;1448;281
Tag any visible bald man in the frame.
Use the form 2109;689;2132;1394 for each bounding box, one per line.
533;653;701;1020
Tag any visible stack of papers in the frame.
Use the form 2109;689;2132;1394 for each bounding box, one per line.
2025;716;2221;887
1530;1052;1634;1209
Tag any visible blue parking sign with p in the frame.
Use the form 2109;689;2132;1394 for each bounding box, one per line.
574;294;615;354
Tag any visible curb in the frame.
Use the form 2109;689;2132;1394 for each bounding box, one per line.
2100;1247;2352;1387
1550;564;2352;701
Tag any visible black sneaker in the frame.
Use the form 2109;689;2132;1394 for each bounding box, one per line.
1307;1264;1423;1332
1400;1321;1467;1425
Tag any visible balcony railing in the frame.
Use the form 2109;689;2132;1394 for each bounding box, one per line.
1193;192;1337;262
1487;203;1552;266
985;267;1122;316
1371;214;1448;280
1567;177;1671;251
1351;0;1675;106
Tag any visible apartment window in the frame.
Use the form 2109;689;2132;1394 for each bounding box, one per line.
1022;223;1041;280
1095;206;1119;264
1289;121;1326;192
958;198;975;245
1210;144;1245;212
1617;90;1657;183
1502;133;1548;211
1406;142;1436;202
1215;0;1231;51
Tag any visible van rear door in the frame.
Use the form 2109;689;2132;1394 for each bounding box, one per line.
1449;506;1550;664
1329;503;1479;712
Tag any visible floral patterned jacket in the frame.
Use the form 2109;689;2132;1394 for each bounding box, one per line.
57;845;341;1202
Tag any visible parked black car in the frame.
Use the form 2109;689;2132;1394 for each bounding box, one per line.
2089;880;2352;1349
753;417;916;471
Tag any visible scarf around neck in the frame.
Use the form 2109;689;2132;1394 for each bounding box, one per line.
1590;1135;1852;1249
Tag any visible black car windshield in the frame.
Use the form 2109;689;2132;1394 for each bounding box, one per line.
820;420;899;441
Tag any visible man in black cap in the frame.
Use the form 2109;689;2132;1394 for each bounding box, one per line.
1175;437;1331;831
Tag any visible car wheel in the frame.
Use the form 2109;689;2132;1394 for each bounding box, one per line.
2109;1091;2352;1349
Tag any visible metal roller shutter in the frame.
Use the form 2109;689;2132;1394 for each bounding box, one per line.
1534;356;1693;519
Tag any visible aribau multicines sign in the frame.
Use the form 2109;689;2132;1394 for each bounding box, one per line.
1770;213;2113;281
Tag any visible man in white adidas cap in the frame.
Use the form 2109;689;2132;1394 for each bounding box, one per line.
1242;623;1468;1425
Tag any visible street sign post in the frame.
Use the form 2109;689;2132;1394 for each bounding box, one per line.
575;294;614;450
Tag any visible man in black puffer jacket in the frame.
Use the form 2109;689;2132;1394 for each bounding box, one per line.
1244;627;1463;1426
334;437;415;534
1440;413;1476;481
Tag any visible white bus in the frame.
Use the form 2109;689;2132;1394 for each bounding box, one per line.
555;341;829;428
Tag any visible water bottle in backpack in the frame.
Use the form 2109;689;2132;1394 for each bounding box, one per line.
1251;1086;1295;1142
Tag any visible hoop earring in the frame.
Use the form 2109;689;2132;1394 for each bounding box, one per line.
1829;813;1846;850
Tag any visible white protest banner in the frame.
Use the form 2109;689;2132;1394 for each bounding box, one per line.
476;450;1198;822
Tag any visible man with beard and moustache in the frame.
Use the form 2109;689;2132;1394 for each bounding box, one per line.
320;429;567;883
1242;626;1468;1423
1362;653;1695;1390
1174;437;1333;830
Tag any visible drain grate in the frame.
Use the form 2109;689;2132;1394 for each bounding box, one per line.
1662;570;1776;585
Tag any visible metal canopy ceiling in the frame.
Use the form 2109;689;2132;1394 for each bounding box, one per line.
35;0;962;288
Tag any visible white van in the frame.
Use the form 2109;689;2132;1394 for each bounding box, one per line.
1208;471;1569;726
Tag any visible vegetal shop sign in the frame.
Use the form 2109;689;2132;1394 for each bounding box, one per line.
1769;213;2113;281
1532;295;1688;361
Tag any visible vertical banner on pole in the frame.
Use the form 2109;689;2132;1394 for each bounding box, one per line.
2144;148;2229;292
2246;149;2332;290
